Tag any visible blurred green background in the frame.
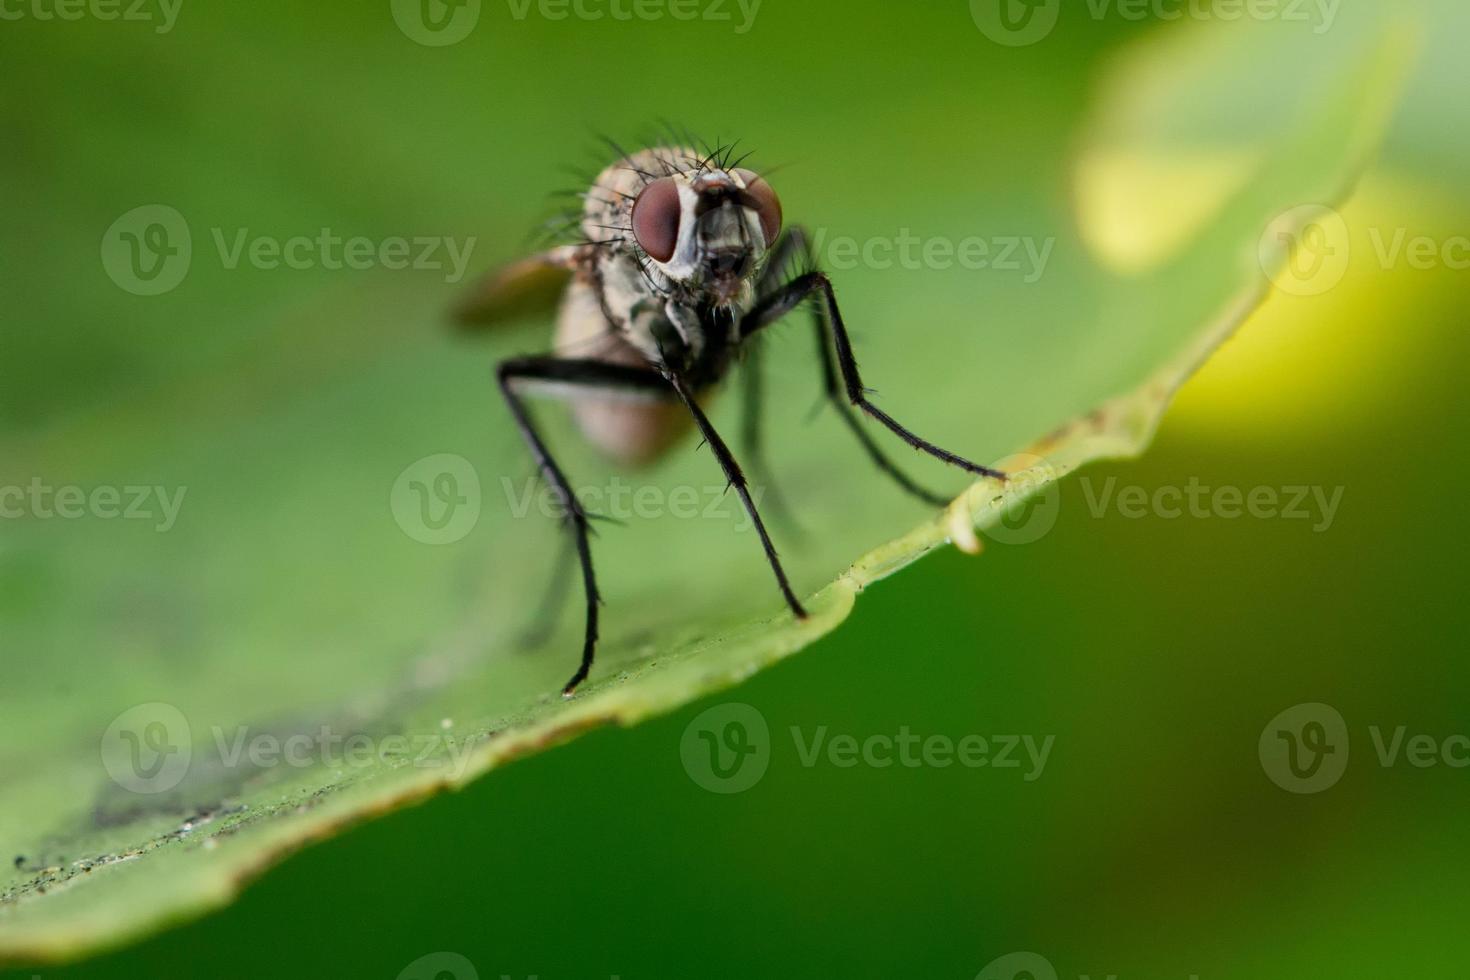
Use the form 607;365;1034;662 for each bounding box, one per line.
4;0;1468;977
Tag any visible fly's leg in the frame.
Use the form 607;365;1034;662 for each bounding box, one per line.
665;370;808;621
805;294;957;506
497;355;671;695
756;226;816;293
518;532;575;650
739;338;804;537
737;227;817;531
747;230;981;502
756;270;1006;480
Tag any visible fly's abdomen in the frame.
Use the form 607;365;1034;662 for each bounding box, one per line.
554;280;692;468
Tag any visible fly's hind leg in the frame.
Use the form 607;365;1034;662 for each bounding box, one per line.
740;251;1007;485
750;228;962;506
496;355;672;695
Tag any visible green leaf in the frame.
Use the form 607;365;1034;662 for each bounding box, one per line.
0;8;1413;964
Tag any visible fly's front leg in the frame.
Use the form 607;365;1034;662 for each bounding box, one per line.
735;227;816;530
665;370;808;621
497;355;671;695
738;338;804;536
746;235;998;494
756;226;816;294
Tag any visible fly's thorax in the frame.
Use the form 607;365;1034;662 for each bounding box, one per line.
594;250;678;361
598;255;753;370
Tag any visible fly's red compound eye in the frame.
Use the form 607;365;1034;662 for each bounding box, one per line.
631;177;682;263
735;169;782;248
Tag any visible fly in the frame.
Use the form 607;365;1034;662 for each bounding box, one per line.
455;136;1007;696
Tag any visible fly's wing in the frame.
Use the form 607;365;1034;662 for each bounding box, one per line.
452;246;578;330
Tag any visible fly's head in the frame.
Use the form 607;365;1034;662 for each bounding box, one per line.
628;164;782;307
